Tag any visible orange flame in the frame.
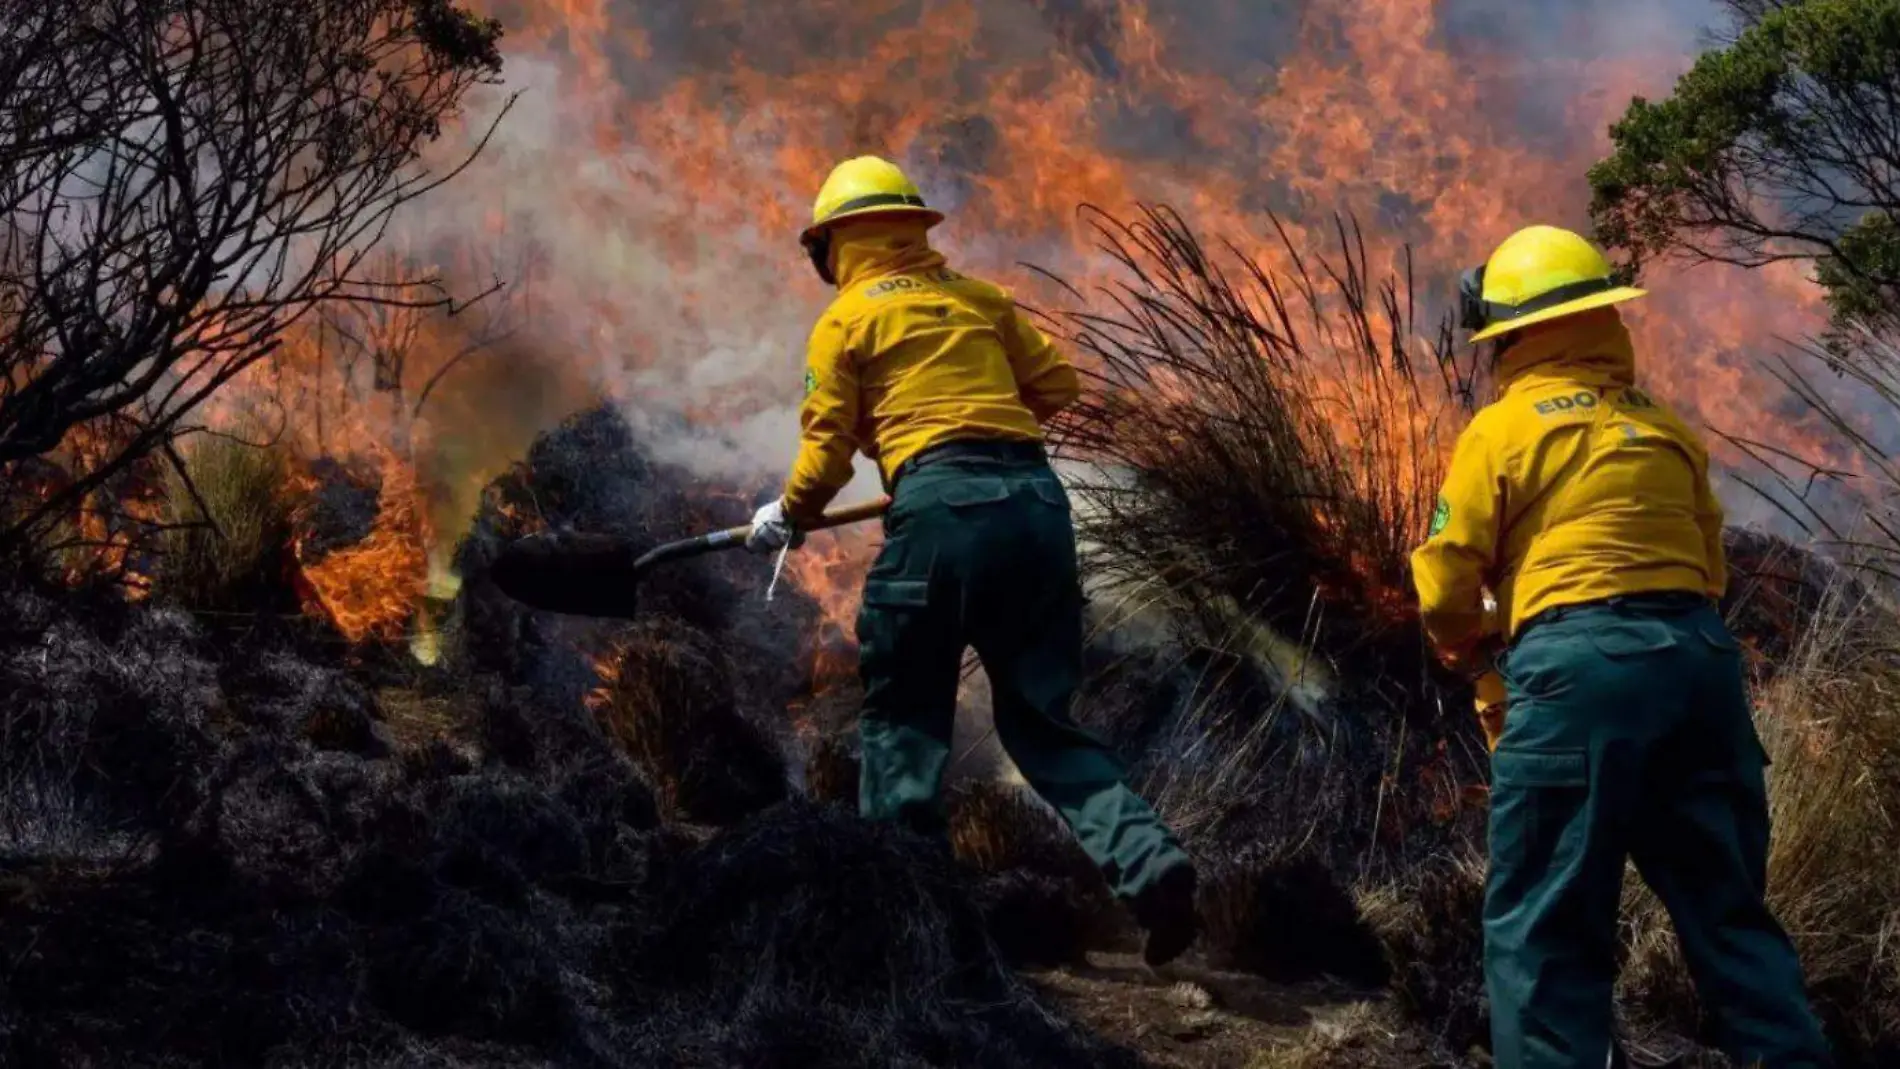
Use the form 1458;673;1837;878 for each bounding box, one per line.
290;444;429;643
154;1;1843;661
377;0;1832;662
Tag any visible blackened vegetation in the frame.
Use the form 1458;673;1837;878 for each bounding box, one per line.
453;405;826;715
0;628;1130;1067
591;620;789;824
298;456;388;561
0;406;1137;1067
1721;526;1877;673
948;780;1125;968
1196;847;1387;987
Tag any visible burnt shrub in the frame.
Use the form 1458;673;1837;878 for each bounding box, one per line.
803;728;861;807
1198;846;1388;985
611;800;1138;1068
590;619;788;825
1360;851;1490;1054
947;779;1122;965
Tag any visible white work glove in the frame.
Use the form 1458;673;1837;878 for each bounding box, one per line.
745;498;805;554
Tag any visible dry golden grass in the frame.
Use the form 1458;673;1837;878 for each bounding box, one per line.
947;778;1054;871
1356;846;1490;1053
1244;1001;1415;1069
157;431;292;609
589;621;788;825
1618;591;1900;1062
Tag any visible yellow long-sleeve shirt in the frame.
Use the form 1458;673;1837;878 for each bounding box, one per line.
1411;311;1726;664
782;223;1079;524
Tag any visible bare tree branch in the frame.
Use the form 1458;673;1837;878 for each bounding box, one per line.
0;0;511;555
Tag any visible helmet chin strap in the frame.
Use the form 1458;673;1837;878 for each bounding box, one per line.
803;229;836;286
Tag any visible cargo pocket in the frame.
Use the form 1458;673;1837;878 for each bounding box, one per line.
1489;747;1589;870
856;576;936;709
856;531;927;671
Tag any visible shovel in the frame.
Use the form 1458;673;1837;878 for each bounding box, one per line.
487;498;889;619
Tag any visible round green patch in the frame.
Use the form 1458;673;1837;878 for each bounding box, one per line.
1429;496;1451;537
803;368;818;397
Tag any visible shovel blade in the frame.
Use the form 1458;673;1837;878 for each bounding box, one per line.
489;529;644;619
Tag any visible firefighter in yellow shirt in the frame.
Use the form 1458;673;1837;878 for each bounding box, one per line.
747;156;1198;966
1414;225;1831;1068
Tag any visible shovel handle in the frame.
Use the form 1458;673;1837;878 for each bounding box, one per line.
632;497;890;572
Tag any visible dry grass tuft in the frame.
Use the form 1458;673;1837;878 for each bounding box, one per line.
1245;1001;1423;1069
157;432;294;610
1619;588;1900;1063
589;620;788;825
1037;204;1492;885
1198;845;1388;985
1357;847;1490;1054
802;730;860;807
947;779;1123;964
1043;205;1474;659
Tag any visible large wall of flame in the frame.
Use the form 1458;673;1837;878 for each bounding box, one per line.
310;0;1859;633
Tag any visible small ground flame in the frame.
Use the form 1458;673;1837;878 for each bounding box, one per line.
292;445;430;643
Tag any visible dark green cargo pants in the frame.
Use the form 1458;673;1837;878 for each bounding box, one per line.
1489;593;1832;1069
855;442;1190;901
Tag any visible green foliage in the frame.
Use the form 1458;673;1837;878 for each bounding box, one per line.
1818;211;1900;334
158;435;293;611
1589;0;1900;333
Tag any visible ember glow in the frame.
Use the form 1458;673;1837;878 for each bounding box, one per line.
206;2;1843;648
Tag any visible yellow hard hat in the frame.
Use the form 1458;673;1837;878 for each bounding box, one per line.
1459;225;1646;343
802;156;944;243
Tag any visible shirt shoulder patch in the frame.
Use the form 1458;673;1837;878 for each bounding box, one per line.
1429;496;1451;536
1529;387;1604;418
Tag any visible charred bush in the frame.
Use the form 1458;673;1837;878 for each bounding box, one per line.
0;475;1131;1069
451;405;825;717
628;800;993;997
224;650;392;756
1361;852;1490;1054
804;727;861;806
971;867;1107;968
1198;847;1387;985
364;886;572;1044
1721;527;1878;672
615;799;1138;1068
195;744;399;897
591;619;788;825
294;456;385;561
0;590;222;847
0;862;373;1067
947;779;1123;965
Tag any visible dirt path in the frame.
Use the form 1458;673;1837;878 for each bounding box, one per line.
1029;951;1406;1068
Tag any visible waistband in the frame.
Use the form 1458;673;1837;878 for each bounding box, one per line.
890;437;1048;488
1514;589;1713;642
